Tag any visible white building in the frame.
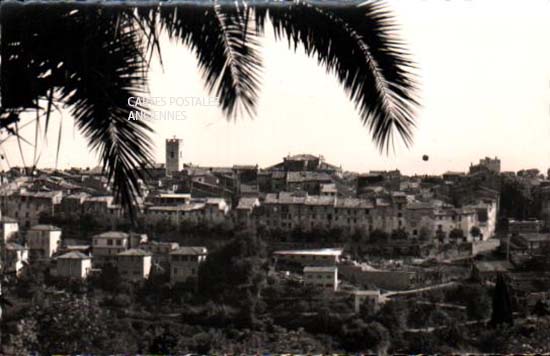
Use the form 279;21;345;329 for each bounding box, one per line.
304;266;339;291
235;197;260;227
433;208;478;241
3;242;28;276
92;231;129;267
0;215;19;243
465;198;498;240
26;224;62;260
55;251;92;279
352;290;382;313
169;246;207;284
146;241;179;272
117;249;152;281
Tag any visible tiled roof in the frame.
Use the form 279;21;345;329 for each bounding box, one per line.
118;248;151;256
148;203;206;212
30;224;62;231
237;197;259;210
58;251;90;259
474;260;513;272
286;171;332;183
264;193;373;208
95;231;128;239
285;154;319;161
5;242;27;251
170;246;207;255
274;248;343;256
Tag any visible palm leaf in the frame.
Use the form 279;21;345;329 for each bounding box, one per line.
0;3;154;220
159;2;263;118
263;0;419;152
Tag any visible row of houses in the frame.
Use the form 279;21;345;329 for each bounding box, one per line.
0;189;230;230
0;216;208;284
238;191;497;241
0;184;498;244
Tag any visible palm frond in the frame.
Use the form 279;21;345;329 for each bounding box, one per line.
57;6;154;220
0;3;154;220
265;0;419;152
159;2;263;118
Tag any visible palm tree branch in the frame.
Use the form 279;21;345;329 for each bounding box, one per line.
266;0;419;152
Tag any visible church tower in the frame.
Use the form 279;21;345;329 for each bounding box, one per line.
165;138;183;176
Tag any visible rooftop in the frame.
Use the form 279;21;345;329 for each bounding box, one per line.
94;231;128;239
285;154;320;161
5;242;27;251
474;260;513;272
274;248;343;257
58;251;91;259
30;224;62;231
0;216;18;223
171;246;208;255
352;290;381;296
148;203;206;212
237;197;259;210
516;233;550;243
118;248;151;256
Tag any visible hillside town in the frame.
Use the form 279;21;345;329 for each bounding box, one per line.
2;138;550;353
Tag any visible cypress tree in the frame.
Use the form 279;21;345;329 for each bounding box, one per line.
489;273;514;327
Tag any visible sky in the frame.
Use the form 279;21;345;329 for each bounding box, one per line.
3;0;550;175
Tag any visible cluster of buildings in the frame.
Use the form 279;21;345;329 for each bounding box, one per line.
0;212;207;284
5;139;550;315
0;143;505;249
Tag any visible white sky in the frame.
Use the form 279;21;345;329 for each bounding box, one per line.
3;0;550;175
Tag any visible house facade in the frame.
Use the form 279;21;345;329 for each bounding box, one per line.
169;246;207;284
303;266;339;291
92;231;129;267
55;251;92;279
117;249;152;281
26;224;62;259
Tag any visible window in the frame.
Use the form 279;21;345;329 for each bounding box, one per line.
116;240;122;246
107;239;113;246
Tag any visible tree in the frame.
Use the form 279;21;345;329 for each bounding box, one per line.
0;1;418;218
373;301;407;338
198;232;268;311
418;226;432;242
29;294;130;354
428;309;451;326
435;230;446;244
490;273;514;327
464;285;491;321
391;228;408;240
369;229;389;244
1;318;39;355
470;226;482;240
449;228;465;242
532;300;549;321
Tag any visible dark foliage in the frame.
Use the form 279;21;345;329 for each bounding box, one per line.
490;273;514;327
